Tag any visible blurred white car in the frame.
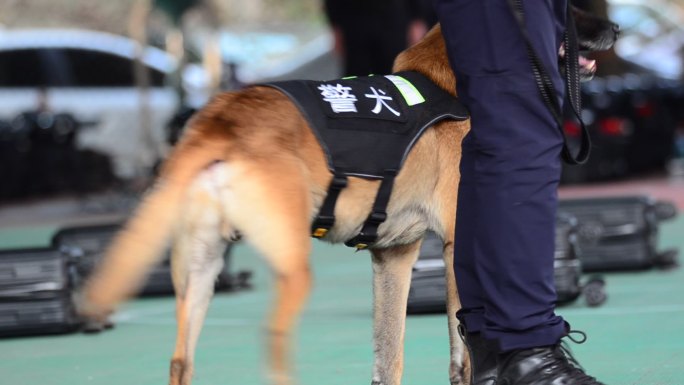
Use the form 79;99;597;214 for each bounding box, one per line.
0;29;180;179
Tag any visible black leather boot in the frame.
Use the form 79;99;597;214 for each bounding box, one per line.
497;337;605;385
460;326;497;385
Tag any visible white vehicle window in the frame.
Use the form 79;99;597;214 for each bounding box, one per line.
0;48;167;88
0;49;47;87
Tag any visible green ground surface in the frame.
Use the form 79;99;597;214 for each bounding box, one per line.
0;218;682;385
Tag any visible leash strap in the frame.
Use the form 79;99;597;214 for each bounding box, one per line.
311;171;348;238
508;0;591;165
345;169;398;250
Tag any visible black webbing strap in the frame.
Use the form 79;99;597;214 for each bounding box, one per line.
311;171;348;238
508;0;591;165
344;169;398;250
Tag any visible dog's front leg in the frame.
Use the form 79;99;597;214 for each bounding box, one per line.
442;239;467;385
370;240;422;385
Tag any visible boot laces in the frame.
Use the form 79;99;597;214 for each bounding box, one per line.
537;329;604;385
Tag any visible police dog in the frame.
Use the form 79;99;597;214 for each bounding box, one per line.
79;12;618;385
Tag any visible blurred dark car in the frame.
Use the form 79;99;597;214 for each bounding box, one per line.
561;0;684;183
562;75;682;183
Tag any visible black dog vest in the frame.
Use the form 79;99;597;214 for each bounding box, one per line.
262;71;469;248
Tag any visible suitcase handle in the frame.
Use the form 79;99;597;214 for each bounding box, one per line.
0;282;64;298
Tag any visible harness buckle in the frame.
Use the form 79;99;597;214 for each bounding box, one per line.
344;231;377;250
312;228;329;238
311;215;335;238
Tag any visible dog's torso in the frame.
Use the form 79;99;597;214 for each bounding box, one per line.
258;71;468;248
194;83;467;248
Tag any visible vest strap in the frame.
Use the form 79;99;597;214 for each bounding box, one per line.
344;169;398;250
311;172;348;238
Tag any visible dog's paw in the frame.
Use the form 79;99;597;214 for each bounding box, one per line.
81;317;115;334
449;371;465;385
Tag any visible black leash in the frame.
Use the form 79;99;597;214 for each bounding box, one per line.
508;0;591;165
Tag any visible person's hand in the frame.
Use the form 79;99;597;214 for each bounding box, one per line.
408;20;429;46
559;45;597;81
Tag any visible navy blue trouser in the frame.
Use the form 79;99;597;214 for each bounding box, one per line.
434;0;569;352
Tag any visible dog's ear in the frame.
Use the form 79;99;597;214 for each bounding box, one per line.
572;5;620;52
393;24;457;95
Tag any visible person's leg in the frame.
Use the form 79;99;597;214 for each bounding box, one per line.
341;21;380;76
372;22;410;75
435;0;567;352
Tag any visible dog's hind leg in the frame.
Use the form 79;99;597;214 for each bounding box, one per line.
265;247;312;385
370;240;422;385
169;167;229;385
223;159;313;385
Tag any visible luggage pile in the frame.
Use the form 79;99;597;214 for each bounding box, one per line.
553;212;607;307
0;247;81;337
559;196;678;271
0;222;251;337
407;195;678;314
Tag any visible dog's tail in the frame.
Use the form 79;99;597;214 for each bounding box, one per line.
79;122;231;318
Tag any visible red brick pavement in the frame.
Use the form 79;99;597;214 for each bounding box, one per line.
559;174;684;209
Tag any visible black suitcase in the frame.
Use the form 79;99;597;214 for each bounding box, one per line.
406;231;446;314
407;214;608;314
558;195;678;271
53;223;182;295
0;248;81;336
51;223;120;286
554;213;607;306
554;213;583;304
52;223;249;296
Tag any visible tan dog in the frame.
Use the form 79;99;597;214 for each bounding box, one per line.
80;25;469;385
79;13;619;385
